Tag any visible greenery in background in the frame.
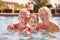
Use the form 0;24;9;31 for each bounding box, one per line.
14;3;24;11
0;0;48;13
33;0;48;13
0;1;5;10
0;1;24;11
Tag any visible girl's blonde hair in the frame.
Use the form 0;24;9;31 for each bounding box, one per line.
38;6;52;18
28;13;38;22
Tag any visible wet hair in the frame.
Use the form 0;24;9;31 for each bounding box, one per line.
19;10;27;17
38;6;52;18
28;13;39;22
18;10;28;20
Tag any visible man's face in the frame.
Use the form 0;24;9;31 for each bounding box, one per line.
18;12;27;24
39;9;49;21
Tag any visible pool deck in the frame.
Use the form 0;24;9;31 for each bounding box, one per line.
0;13;60;16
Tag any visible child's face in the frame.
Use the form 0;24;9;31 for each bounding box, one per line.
29;15;38;27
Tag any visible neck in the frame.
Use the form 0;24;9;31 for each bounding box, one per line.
43;20;50;27
19;22;26;27
43;20;50;23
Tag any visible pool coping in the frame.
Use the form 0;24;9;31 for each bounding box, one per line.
0;13;60;16
0;13;19;16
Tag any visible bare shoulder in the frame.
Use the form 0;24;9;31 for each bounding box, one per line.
51;21;59;27
50;21;59;32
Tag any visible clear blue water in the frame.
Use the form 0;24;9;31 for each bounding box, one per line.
0;16;60;40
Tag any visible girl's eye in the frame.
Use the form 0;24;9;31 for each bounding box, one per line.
31;21;32;22
34;21;37;23
21;17;23;18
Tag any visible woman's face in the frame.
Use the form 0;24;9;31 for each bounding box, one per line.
39;9;49;21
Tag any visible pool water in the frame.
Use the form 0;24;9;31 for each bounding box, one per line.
0;16;60;33
0;16;18;33
0;16;60;40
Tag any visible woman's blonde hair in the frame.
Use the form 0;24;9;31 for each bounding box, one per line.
38;6;52;18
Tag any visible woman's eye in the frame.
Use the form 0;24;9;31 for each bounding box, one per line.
40;14;44;16
45;13;48;15
25;17;27;19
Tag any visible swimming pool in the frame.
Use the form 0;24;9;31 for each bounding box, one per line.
0;16;18;33
0;16;60;33
0;16;60;40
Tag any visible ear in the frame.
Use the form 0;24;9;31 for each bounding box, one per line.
18;15;20;21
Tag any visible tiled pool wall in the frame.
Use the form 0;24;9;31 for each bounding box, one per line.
0;16;60;33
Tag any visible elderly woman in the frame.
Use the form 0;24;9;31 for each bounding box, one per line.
38;6;59;33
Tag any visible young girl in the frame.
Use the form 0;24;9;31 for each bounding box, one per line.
26;13;39;33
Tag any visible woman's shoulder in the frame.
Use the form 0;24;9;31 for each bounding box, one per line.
50;21;59;32
50;21;59;27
